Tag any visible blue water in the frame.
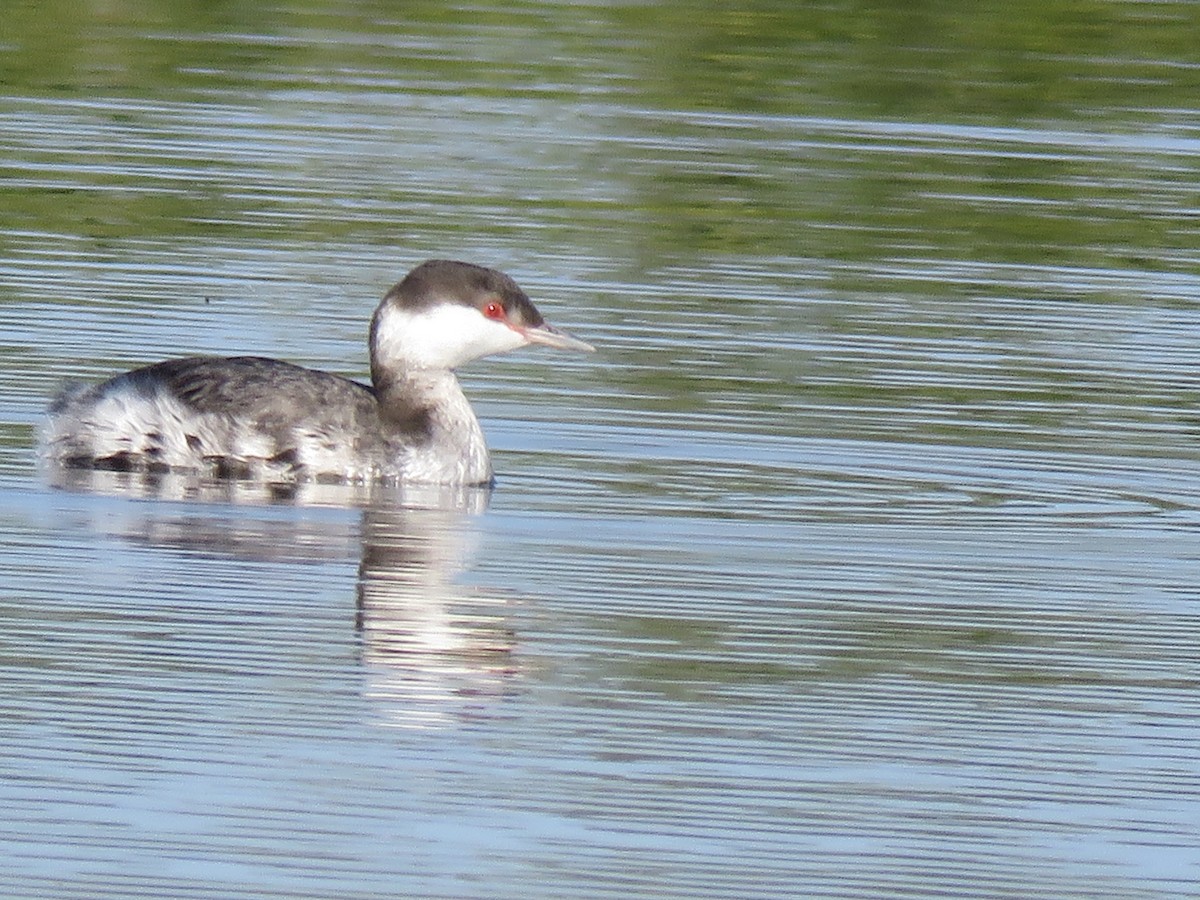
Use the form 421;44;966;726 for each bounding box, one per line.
3;4;1200;897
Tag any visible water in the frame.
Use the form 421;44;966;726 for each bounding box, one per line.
2;2;1200;897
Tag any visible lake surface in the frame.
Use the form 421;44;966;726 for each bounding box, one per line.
2;2;1200;897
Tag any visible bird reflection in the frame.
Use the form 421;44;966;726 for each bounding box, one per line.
43;467;518;728
356;494;519;728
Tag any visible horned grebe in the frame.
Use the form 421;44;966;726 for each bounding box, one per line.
41;260;594;485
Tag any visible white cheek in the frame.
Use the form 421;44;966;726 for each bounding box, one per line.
374;303;528;369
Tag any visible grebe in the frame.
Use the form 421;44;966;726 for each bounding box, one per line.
41;259;594;485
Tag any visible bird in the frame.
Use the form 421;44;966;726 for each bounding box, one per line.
40;259;594;486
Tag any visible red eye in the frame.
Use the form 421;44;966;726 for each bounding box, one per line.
483;301;505;320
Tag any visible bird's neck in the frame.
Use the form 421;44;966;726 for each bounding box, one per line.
374;367;492;485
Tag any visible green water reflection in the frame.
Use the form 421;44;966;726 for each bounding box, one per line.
3;0;1198;267
3;1;1199;463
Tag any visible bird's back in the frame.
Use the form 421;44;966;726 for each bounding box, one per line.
42;356;385;480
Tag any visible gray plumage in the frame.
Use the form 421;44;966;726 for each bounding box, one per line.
40;260;593;486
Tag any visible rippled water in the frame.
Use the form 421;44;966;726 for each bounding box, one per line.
3;3;1200;898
